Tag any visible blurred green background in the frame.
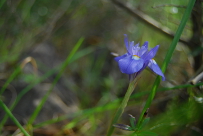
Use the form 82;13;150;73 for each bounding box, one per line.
0;0;203;135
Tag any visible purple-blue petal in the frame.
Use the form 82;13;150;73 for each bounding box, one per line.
128;41;134;55
138;41;148;56
132;43;140;55
114;53;128;62
142;41;148;48
148;59;165;81
141;45;159;60
118;56;144;74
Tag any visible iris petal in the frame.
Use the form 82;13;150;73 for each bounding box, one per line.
114;53;128;62
142;45;159;60
118;56;144;74
132;43;140;55
115;34;165;81
138;41;148;56
128;41;134;55
148;59;165;81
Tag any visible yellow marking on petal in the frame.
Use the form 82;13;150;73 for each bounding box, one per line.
133;55;140;57
132;55;140;60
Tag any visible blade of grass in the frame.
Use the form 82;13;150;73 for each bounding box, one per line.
0;68;57;130
34;99;120;128
27;37;84;126
0;99;30;136
137;0;196;127
0;67;21;95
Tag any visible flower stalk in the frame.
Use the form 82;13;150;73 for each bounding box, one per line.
107;78;138;136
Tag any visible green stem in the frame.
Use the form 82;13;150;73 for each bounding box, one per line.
107;78;138;136
0;99;30;136
137;0;196;127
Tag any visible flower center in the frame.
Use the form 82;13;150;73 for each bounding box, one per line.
132;55;140;60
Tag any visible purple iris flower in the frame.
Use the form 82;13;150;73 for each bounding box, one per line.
115;34;165;81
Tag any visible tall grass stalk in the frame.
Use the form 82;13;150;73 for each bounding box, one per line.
27;37;84;127
137;0;196;127
0;99;30;136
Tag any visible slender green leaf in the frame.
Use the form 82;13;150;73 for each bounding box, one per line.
138;118;150;130
0;100;30;136
137;0;196;127
129;114;136;130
